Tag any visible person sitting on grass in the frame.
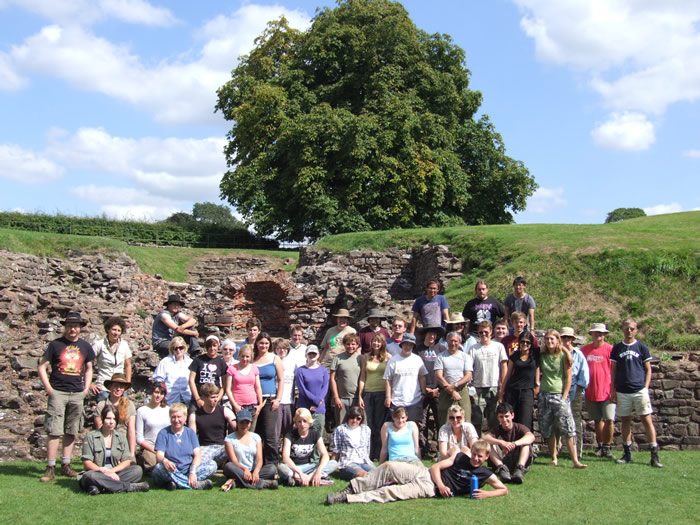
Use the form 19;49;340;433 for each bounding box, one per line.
78;405;149;495
325;439;507;505
437;405;478;460
482;402;535;484
278;408;338;486
135;381;170;473
152;403;216;490
379;407;421;465
94;373;136;459
331;406;375;481
188;383;236;468
221;409;278;491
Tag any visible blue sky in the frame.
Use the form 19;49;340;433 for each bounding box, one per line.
1;0;698;227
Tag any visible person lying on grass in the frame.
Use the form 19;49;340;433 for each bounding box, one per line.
325;439;507;505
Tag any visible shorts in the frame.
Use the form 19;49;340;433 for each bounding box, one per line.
617;389;653;417
45;389;85;436
539;392;576;439
585;399;616;421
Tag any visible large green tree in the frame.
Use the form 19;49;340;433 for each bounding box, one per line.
216;0;537;241
605;207;646;223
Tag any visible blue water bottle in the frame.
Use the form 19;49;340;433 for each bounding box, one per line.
469;475;479;499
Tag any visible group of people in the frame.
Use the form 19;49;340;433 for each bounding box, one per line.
36;277;664;502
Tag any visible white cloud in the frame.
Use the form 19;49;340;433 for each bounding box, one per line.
99;204;180;221
47;127;226;201
0;144;65;183
591;112;655;151
514;1;700;147
525;186;567;213
643;202;684;216
0;52;26;90
0;0;178;26
4;5;310;124
683;149;700;159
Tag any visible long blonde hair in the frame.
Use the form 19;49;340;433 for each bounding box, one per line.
542;329;564;357
369;334;389;362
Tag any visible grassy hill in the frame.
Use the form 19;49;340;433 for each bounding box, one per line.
1;212;697;351
316;212;700;351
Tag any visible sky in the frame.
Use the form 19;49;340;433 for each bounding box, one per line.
1;0;698;228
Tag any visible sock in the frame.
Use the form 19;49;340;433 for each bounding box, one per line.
47;460;56;467
61;457;71;465
650;442;658;449
624;441;632;447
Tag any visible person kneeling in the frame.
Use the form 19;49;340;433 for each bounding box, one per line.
221;409;278;490
482;403;535;484
152;403;216;490
326;439;507;504
78;405;149;494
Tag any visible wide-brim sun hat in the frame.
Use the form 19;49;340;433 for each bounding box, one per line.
104;373;132;390
560;327;577;338
164;294;185;306
588;323;610;333
333;308;352;319
62;311;88;326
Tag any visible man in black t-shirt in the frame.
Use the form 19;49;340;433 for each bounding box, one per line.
37;311;95;482
326;439;507;504
483;403;535;484
462;280;505;336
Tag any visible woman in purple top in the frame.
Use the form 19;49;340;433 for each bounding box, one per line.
295;345;329;436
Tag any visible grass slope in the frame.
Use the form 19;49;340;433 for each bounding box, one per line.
2;453;699;524
0;228;298;282
316;212;700;351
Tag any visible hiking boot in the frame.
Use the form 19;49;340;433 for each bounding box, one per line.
326;491;348;505
128;482;150;492
650;446;664;468
617;444;633;464
195;479;213;490
61;463;79;478
40;465;55;482
286;476;297;487
261;480;279;489
593;445;604;457
495;463;511;483
602;444;617;460
510;465;525;484
86;485;100;495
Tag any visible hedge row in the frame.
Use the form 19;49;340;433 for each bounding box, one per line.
0;212;278;249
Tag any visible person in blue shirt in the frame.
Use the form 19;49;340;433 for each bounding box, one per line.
611;319;663;468
409;280;449;334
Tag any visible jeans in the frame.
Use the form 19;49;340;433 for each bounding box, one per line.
277;459;338;482
256;401;280;464
362;391;387;460
338;461;375;481
151;460;217;489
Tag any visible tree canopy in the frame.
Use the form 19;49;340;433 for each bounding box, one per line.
216;0;537;241
605;207;647;223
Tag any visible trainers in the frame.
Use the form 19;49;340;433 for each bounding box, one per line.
326;491;348;505
495;464;511;483
286;477;297;487
319;478;335;486
650;446;664;468
166;481;178;491
593;445;604;457
40;465;55;482
195;479;213;490
61;463;79;478
262;480;279;490
221;478;235;492
127;482;150;493
510;465;525;484
86;485;100;495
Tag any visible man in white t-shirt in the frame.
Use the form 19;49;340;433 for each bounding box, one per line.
468;321;508;434
383;333;428;423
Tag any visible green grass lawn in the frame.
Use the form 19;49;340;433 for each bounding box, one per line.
2;452;699;524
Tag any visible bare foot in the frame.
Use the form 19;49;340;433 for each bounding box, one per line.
573;462;588;469
550;458;558;466
355;470;368;478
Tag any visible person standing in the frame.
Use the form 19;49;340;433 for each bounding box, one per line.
383;334;428;424
38;311;95;482
503;276;536;332
90;316;132;402
386;317;408;357
611;319;663;468
319;308;356;370
462;280;505;337
581;323;616;459
558;327;589;455
330;334;362;428
358;308;391;354
434;331;473;427
409;280;449;334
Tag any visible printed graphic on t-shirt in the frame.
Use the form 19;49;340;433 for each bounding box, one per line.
199;362;220;384
58;345;86;376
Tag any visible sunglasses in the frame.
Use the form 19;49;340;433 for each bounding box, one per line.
448;415;463;421
478;331;490;335
520;341;532;346
349;416;362;421
174;345;186;350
